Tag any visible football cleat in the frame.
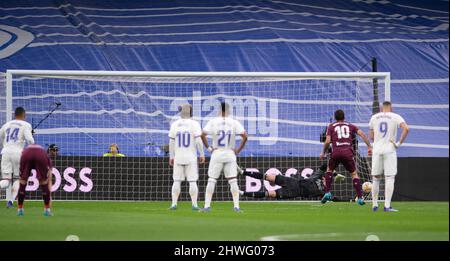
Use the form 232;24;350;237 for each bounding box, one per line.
357;198;366;205
199;207;211;213
372;206;379;212
168;205;177;210
384;207;399;212
17;208;24;216
233;207;242;213
43;209;53;216
321;192;333;204
6;201;13;208
191;206;200;211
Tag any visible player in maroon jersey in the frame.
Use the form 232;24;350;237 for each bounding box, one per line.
320;109;372;205
16;144;53;216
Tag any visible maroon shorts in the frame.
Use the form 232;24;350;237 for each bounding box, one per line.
328;149;356;173
20;146;52;181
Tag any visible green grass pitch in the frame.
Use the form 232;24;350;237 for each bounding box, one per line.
0;201;448;241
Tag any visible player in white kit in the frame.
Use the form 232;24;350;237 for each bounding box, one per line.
0;107;35;208
168;104;205;210
200;102;248;212
369;101;409;212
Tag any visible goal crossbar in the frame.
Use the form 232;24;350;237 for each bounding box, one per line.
6;70;391;122
6;69;390;78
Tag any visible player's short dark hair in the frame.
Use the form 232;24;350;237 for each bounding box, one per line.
382;101;392;107
47;144;59;153
221;102;229;113
334;109;345;121
14;107;25;117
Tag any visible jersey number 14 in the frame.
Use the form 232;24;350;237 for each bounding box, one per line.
5;128;19;142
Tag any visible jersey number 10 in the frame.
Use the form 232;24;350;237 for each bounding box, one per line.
334;125;350;139
176;131;191;148
5;128;19;142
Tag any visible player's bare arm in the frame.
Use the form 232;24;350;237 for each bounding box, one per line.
369;128;375;141
0;126;5;147
168;137;175;166
24;125;35;145
320;135;331;159
357;129;373;155
200;131;210;149
391;122;410;149
234;131;248;155
196;136;205;164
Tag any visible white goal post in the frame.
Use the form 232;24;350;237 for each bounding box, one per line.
3;70;390;202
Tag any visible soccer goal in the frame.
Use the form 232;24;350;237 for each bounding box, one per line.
3;70;390;201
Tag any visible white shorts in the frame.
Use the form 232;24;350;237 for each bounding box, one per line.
173;162;198;182
371;152;397;176
208;158;237;179
1;152;21;179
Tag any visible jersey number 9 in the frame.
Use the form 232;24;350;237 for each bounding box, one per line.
379;122;388;137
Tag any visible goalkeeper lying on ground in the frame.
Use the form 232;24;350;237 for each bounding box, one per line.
238;164;344;199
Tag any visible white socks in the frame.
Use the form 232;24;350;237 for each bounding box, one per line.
0;179;13;202
172;181;199;208
371;176;381;207
189;182;198;207
172;178;240;209
1;179;20;203
372;175;395;209
0;179;10;189
6;182;12;203
11;180;20;203
228;179;240;209
385;175;395;209
171;181;181;207
6;183;14;201
204;178;217;208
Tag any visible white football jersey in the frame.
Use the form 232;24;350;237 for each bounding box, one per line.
203;117;245;162
369;112;405;154
168;118;202;165
0;119;35;154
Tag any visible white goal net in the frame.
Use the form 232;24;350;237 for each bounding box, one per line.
3;70;389;202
